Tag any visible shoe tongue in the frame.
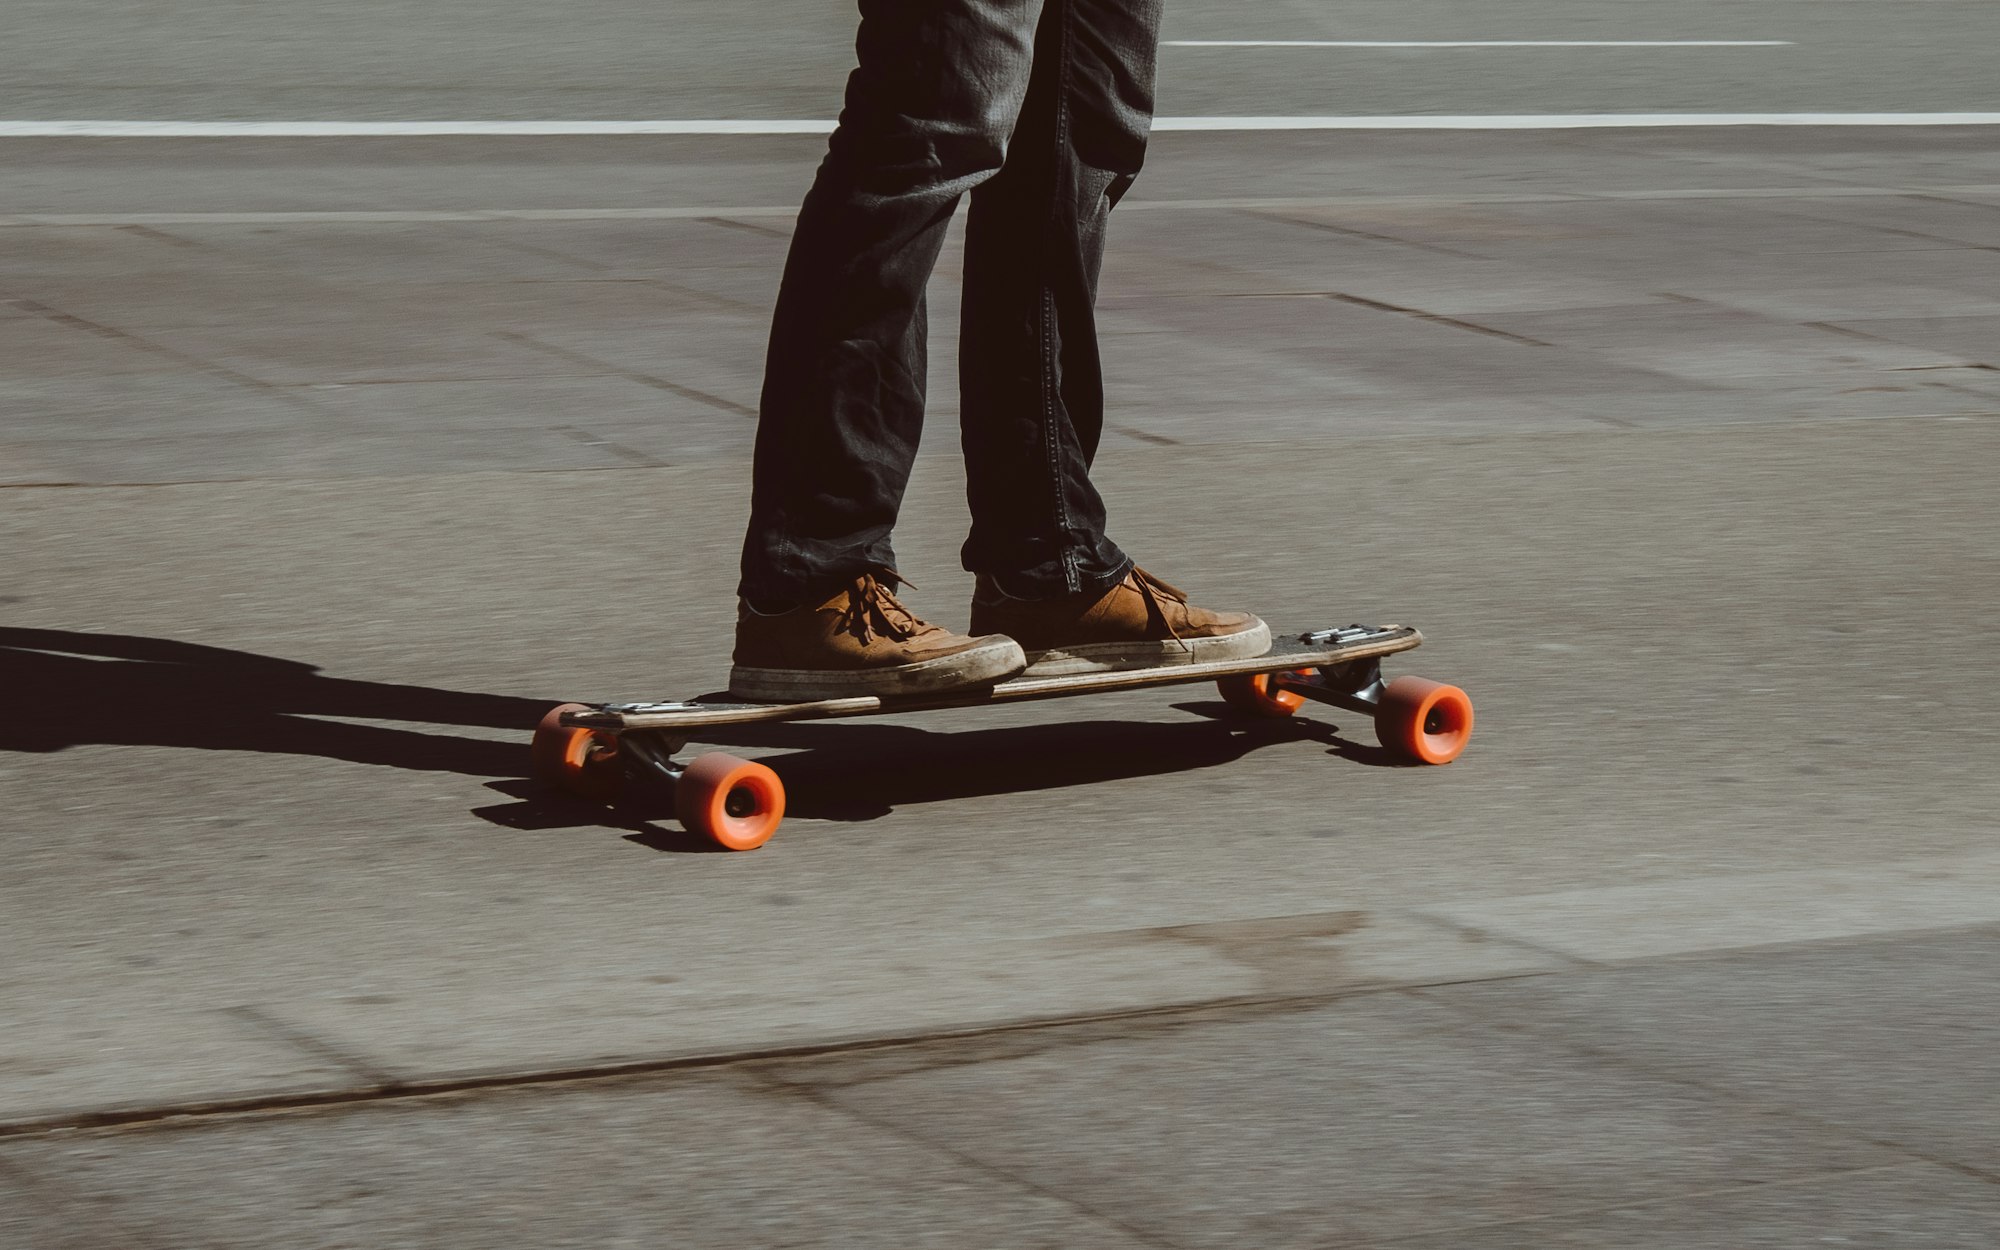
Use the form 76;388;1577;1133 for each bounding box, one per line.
861;573;930;638
1133;567;1187;602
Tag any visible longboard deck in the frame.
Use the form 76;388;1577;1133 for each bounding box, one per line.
565;624;1420;733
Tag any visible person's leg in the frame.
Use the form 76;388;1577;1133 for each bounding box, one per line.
730;0;1046;700
739;0;1045;606
959;0;1270;674
957;0;1161;601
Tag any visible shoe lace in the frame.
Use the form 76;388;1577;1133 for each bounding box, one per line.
834;570;929;646
1129;567;1191;651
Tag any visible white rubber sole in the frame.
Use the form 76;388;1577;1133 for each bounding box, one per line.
1017;619;1272;678
729;636;1027;702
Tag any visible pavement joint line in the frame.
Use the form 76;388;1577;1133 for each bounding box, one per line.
1320;292;1554;346
1570;918;2000;969
489;330;757;418
638;276;769;317
1241;206;1481;257
752;1069;1187;1250
1404;909;1605;970
1;296;332;415
694;214;792;240
1907;191;2000;215
0;972;1564;1141
1111;423;1180;447
1806;320;1912;344
474;230;617;272
220;1004;402;1088
1782;209;2000;252
112;222;203;249
1413;973;2000;1188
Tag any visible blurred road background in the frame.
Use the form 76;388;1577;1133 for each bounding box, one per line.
4;2;1998;1246
5;0;2000;118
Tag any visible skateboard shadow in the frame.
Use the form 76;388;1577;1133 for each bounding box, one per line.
752;712;1401;817
475;704;1404;846
1;627;1403;852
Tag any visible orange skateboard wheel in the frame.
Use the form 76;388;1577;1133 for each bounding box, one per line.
1374;676;1473;765
676;752;786;851
531;703;625;800
1218;669;1313;718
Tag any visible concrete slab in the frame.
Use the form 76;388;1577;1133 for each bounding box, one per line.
156;221;606;284
0;317;195;381
0;1159;148;1250
1546;383;2000;427
298;375;691;435
0;1074;1156;1249
0;137;824;216
1763;194;2000;250
1374;1163;2000;1249
130;323;595;387
1424;930;2000;1174
306;277;748;333
471;218;794;280
0;1007;360;1126
1280;260;1681;318
1421;851;2000;962
1106;290;1717;401
0;444;77;486
1631;252;2000;321
1470;301;1976;382
0;224;216;279
1823;315;2000;366
3;268;384;331
516;321;764;416
787;993;1902;1248
0;375;311;440
1260;197;1965;259
8;426;642;484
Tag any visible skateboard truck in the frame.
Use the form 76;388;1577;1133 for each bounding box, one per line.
616;732;689;785
1258;630;1393;715
1271;656;1390;717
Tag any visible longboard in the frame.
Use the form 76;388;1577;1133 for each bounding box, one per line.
532;624;1471;851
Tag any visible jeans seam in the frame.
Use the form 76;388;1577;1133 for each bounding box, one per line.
1043;0;1080;592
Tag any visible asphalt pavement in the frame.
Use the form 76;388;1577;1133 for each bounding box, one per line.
3;3;1999;1246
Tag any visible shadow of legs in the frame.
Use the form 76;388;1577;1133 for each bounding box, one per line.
0;627;549;777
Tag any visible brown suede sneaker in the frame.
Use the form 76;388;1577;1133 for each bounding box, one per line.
730;571;1026;701
969;566;1270;676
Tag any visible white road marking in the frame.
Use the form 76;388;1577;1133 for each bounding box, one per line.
1155;114;2000;129
2;114;1999;139
1166;40;1795;48
0;119;834;137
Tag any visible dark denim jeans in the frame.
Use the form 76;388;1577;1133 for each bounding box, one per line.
737;0;1164;604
